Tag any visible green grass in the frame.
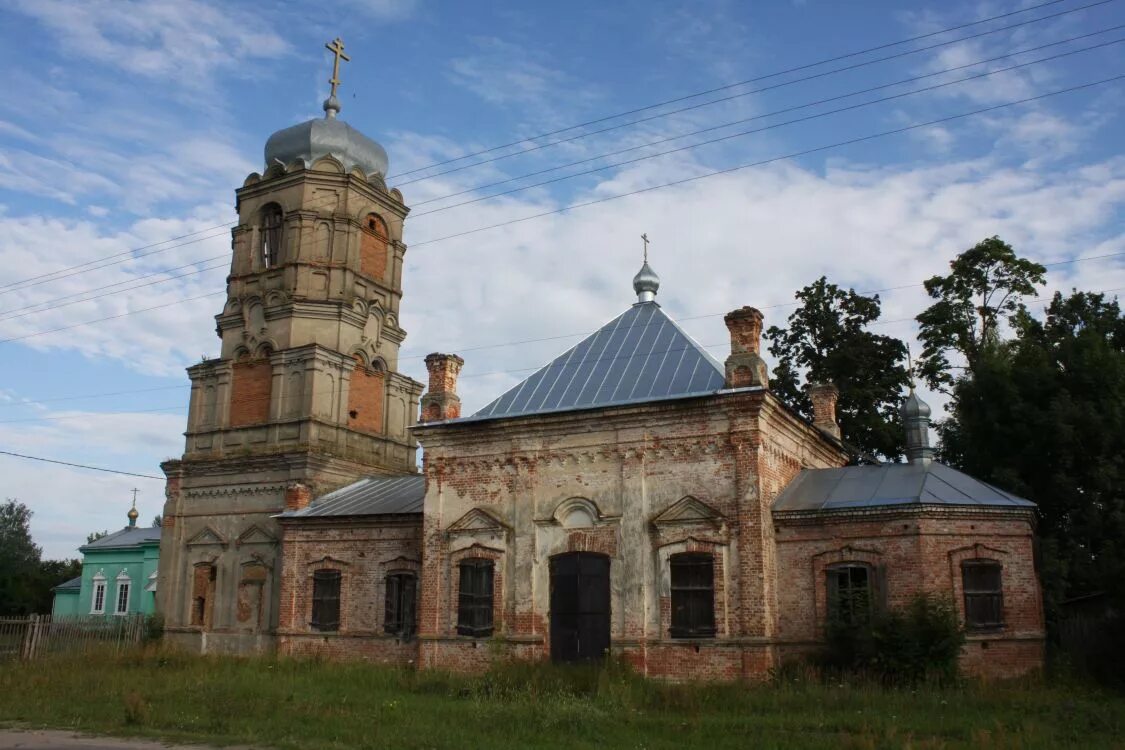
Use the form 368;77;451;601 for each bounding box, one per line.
0;649;1122;749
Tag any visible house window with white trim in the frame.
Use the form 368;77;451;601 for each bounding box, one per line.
91;574;107;614
114;571;131;615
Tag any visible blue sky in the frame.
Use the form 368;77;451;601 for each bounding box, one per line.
1;0;1123;558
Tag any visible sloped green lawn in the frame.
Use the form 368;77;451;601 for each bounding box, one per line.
0;650;1122;749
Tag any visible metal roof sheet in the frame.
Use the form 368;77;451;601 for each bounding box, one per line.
772;462;1035;512
470;301;726;422
80;526;161;551
53;576;81;591
278;475;424;519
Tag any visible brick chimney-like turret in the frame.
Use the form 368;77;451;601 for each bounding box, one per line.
420;353;465;423
809;382;841;439
723;306;769;388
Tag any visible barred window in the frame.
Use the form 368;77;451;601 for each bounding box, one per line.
670;553;716;638
311;569;341;632
384;572;417;639
827;563;873;625
962;560;1004;629
260;204;283;269
457;559;494;637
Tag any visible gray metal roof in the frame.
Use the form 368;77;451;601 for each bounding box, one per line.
772;462;1036;513
265;114;389;177
469;301;726;423
79;526;161;551
53;576;81;591
278;475;424;519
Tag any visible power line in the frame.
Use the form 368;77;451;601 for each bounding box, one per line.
410;27;1125;212
387;0;1086;180
0;449;164;480
0;384;187;410
410;36;1125;219
409;73;1125;248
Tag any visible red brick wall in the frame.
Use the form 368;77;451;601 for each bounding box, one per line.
229;360;271;427
347;361;385;434
359;214;388;283
277;517;422;666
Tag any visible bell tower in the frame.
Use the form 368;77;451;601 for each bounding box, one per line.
158;39;424;654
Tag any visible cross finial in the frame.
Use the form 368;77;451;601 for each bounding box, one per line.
130;488;139;507
906;344;916;390
323;37;351;118
641;233;649;263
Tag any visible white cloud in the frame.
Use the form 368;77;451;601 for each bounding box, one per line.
11;0;289;87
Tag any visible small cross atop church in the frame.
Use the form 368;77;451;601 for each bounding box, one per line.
325;37;350;99
641;233;649;263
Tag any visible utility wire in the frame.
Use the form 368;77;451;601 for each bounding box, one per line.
410;73;1125;247
0;449;165;480
393;0;1119;186
388;0;1084;179
410;27;1125;212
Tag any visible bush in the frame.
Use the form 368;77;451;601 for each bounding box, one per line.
142;613;164;642
818;593;965;685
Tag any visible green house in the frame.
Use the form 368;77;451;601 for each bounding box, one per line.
51;508;161;619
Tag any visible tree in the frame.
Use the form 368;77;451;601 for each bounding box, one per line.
0;499;43;615
766;277;910;460
938;290;1125;610
86;530;108;544
152;514;162;528
916;236;1046;392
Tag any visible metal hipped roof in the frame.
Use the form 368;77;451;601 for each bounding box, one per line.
79;526;162;551
471;301;726;422
772;461;1036;513
53;576;81;591
278;475;424;519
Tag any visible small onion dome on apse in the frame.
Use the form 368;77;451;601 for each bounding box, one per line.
633;233;660;303
263;38;390;178
127;504;139;528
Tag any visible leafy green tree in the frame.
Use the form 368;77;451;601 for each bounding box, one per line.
916;236;1046;391
86;530;108;544
766;277;910;460
152;514;162;528
939;290;1125;610
0;499;43;615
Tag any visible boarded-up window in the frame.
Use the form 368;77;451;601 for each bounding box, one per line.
311;569;341;632
827;564;874;626
229;358;272;427
359;213;389;282
384;572;417;638
190;564;216;628
670;553;715;638
347;357;384;433
457;559;494;637
962;560;1004;629
236;563;269;632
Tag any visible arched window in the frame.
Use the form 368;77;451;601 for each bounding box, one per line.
962;560;1004;629
91;572;107;615
359;213;389;281
457;559;494;637
827;563;874;626
311;569;342;632
260;204;283;269
384;572;417;638
669;553;716;638
114;570;132;615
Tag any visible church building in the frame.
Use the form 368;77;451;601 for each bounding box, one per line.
158;43;1045;679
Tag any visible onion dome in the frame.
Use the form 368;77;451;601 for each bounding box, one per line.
263;96;389;178
901;390;932;420
901;389;934;465
127;505;139;528
633;261;660;303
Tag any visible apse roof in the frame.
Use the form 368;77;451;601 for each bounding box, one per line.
772;462;1035;513
277;475;424;519
468;301;727;423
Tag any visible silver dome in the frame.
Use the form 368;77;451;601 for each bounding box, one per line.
264;103;389;178
901;390;932;420
632;261;660;303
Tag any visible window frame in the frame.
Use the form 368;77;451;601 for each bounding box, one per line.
669;552;717;639
826;563;875;626
91;575;107;615
456;558;494;638
384;571;417;639
114;573;131;615
961;559;1005;631
310;568;342;633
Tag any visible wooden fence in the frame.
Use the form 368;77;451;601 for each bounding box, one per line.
0;614;145;661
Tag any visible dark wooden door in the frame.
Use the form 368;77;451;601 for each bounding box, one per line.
550;552;610;663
